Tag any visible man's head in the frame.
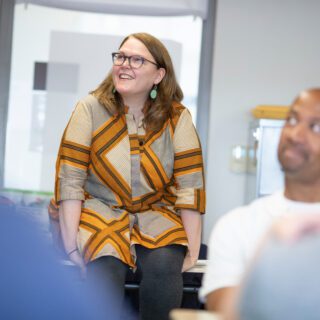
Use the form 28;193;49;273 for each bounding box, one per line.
278;88;320;184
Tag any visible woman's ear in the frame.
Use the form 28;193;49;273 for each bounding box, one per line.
155;67;166;85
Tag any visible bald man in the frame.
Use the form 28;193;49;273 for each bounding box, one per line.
199;88;320;312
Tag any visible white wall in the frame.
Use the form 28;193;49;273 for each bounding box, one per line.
204;0;320;242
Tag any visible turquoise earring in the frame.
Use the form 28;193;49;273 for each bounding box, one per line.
150;85;157;100
112;87;116;94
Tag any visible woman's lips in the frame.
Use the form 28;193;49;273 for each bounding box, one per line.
119;73;134;80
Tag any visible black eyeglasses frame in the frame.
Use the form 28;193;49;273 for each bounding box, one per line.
111;52;159;69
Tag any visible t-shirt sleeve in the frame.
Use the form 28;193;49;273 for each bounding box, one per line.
199;208;247;302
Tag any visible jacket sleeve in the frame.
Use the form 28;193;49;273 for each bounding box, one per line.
173;108;206;214
54;101;92;203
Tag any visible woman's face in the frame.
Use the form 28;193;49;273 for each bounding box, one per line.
112;37;165;103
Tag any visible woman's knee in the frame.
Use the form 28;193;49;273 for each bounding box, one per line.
137;245;186;277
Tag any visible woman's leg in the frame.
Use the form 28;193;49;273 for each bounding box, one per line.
136;245;186;320
87;256;128;315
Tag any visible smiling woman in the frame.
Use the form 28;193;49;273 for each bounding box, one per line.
111;36;166;123
93;33;179;132
53;32;206;320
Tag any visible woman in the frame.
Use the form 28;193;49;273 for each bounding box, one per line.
54;33;205;320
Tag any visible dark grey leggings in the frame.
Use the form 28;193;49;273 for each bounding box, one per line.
87;244;186;320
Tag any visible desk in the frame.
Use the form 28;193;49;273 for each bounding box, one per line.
62;259;207;293
62;259;208;311
62;259;207;291
62;258;207;272
170;309;222;320
187;259;207;273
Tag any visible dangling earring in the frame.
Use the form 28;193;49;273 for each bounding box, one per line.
112;87;116;94
150;85;157;100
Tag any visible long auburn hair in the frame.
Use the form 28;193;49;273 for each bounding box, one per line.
91;32;183;132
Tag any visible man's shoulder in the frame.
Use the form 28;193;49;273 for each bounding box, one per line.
247;191;284;213
216;191;284;228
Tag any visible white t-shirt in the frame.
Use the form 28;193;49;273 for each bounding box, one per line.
199;191;320;301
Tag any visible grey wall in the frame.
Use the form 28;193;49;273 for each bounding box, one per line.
204;0;320;242
0;0;14;188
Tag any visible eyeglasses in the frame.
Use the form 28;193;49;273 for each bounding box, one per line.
112;52;159;69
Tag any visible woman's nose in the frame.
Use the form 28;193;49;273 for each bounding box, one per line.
122;57;130;67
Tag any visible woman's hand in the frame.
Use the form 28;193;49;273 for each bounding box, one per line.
59;200;86;279
180;209;202;272
68;249;87;280
182;250;198;272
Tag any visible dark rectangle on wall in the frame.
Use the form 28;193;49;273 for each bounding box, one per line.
33;62;47;90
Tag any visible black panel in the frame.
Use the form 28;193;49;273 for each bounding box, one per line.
33;62;47;90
